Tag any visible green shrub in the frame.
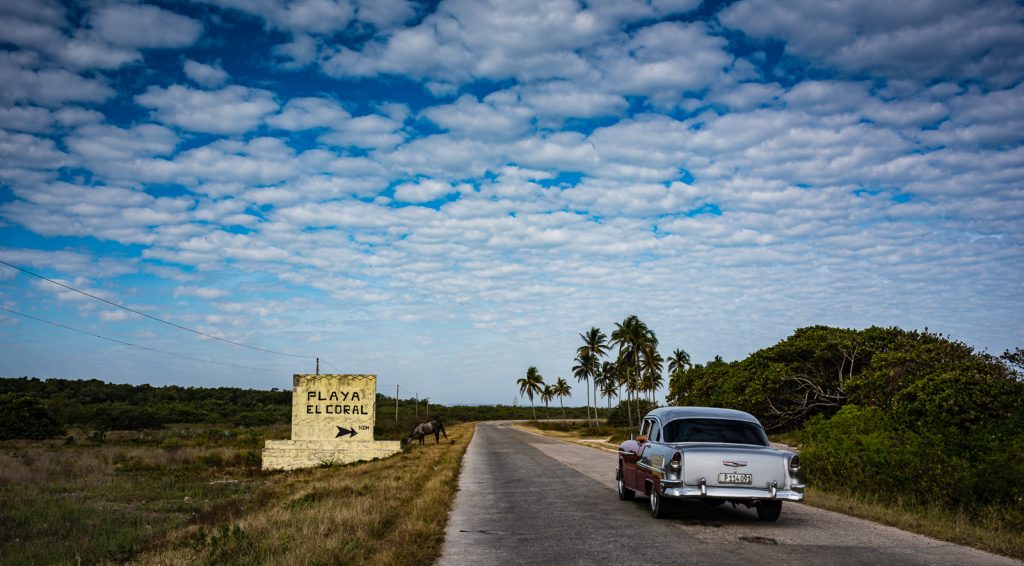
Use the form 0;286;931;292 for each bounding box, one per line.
0;394;65;439
800;404;1021;513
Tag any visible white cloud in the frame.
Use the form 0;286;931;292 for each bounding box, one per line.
184;60;229;88
66;123;179;166
393;179;457;203
0;130;69;169
0;105;52;132
720;0;1024;84
0;182;192;244
199;0;354;35
319;113;405;148
174;286;230;299
519;81;628;120
273;34;318;68
53;107;104;126
421;93;534;141
268;97;350;131
135;84;278;135
600;21;731;102
354;0;415;29
0;54;114;106
92;4;202;48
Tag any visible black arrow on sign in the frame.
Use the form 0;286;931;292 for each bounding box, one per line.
336;426;357;438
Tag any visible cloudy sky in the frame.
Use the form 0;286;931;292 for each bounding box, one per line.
1;0;1022;405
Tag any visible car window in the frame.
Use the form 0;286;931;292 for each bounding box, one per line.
639;419;652;437
650;422;661;442
662;418;769;446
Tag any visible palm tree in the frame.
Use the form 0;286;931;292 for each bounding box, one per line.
600;364;619;409
640;345;664;404
667;348;691;377
541;384;555;419
517;366;544;421
572;351;597;425
577;327;608;426
611;316;647;426
553;377;571;419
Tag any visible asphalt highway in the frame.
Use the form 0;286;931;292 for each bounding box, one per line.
438;422;1019;566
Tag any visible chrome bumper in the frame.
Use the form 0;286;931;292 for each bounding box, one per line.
659;479;805;502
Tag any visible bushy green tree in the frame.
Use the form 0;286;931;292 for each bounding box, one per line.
0;394;65;439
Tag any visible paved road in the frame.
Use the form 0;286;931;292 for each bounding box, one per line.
439;422;1019;566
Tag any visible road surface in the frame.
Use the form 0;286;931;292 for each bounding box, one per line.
439;422;1019;565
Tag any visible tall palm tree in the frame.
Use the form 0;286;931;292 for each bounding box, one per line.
517;366;544;421
572;351;597;425
600;365;619;409
610;315;659;426
577;327;608;427
640;345;664;403
553;377;571;419
541;384;555;420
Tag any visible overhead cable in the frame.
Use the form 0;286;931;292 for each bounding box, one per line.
0;259;312;359
0;306;292;373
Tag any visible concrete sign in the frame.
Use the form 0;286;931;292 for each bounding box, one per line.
262;374;401;470
291;374;374;441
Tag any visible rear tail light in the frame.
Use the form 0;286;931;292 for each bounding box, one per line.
669;451;682;480
789;454;801;474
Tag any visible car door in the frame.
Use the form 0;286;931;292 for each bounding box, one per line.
632;418;655;487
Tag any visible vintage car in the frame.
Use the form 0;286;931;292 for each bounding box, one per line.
616;406;803;521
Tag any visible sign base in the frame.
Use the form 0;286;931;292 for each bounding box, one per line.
262;439;402;471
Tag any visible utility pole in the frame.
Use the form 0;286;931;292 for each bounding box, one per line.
316;357;319;375
395;384;399;424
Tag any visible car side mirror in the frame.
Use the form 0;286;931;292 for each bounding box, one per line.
636;434;648;444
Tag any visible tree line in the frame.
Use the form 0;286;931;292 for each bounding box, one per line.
0;376;598;440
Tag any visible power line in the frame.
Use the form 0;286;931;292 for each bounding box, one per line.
0;306;293;374
0;259;312;359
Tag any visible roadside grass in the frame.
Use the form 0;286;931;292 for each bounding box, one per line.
132;422;473;566
529;420;632;444
525;422;1024;562
804;487;1024;562
0;425;287;565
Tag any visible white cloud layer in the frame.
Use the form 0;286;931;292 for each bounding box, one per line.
0;0;1021;403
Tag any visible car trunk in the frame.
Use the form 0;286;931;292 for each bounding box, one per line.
678;444;787;488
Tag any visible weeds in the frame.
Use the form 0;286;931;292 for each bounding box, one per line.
0;425;282;565
134;422;475;566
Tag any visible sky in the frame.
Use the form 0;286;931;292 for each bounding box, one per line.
0;0;1022;405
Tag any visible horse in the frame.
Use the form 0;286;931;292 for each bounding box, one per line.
405;417;448;445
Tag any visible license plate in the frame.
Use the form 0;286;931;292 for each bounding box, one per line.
719;473;752;484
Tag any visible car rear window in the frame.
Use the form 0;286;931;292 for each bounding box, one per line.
662;418;769;446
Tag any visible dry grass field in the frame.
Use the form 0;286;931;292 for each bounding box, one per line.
0;423;473;565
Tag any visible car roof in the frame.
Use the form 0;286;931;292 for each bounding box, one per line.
645;406;762;425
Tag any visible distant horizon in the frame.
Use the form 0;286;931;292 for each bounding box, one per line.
2;0;1022;406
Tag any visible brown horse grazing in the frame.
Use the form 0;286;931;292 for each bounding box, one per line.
405;417;448;445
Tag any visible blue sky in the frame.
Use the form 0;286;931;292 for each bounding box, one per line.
1;0;1022;405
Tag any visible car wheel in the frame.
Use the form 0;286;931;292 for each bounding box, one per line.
617;466;635;501
649;485;668;518
756;500;782;521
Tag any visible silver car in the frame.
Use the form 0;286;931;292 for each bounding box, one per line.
616;406;804;520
